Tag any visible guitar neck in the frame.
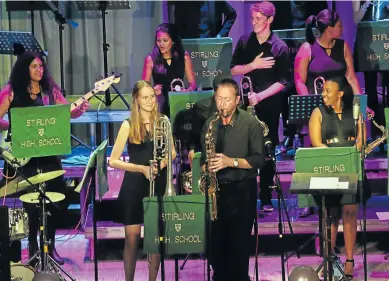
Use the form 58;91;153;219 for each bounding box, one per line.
71;90;95;110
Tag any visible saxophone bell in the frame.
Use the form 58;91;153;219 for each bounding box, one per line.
181;170;193;193
314;76;325;95
365;112;388;156
239;76;253;107
247;106;269;137
171;78;185;92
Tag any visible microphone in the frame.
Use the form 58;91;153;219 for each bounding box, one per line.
264;139;275;160
0;147;21;167
353;99;360;122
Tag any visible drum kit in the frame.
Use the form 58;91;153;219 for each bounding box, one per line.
0;169;75;281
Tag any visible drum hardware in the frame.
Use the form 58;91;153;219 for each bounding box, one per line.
8;208;29;241
0;170;66;197
23;173;74;281
10;263;35;281
0;154;72;280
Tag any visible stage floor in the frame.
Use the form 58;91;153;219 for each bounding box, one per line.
15;232;389;281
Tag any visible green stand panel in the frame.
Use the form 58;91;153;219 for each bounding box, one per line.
143;195;211;255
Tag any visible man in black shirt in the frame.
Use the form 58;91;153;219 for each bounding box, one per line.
230;1;290;212
168;1;237;39
187;74;230;164
200;78;265;281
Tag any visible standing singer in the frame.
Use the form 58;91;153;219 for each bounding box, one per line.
200;78;265;281
230;1;290;212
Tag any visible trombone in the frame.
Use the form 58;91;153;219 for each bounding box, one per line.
170;78;185;92
314;76;325;95
239;76;253;106
149;115;175;197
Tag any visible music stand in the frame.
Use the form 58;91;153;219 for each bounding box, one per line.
0;31;46;56
5;1;59;35
288;94;368;125
45;0;78;97
288;95;323;125
75;1;131;144
75;1;131;108
290;173;358;281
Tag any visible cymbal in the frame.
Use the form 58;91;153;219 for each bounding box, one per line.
0;176;28;197
19;192;65;204
17;170;66;188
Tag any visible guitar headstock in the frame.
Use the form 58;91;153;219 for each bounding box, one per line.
93;72;122;92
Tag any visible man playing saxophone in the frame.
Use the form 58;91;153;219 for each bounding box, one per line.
200;78;265;281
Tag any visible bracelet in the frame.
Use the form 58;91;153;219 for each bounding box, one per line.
361;4;368;12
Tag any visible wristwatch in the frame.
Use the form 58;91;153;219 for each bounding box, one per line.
233;158;239;168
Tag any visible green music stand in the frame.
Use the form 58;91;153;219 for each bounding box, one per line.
295;147;361;208
169;90;214;129
11;104;71;158
182;38;232;89
8;104;75;280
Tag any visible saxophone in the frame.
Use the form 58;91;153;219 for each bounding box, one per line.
365;112;388;155
199;112;220;221
239;76;269;137
247;105;269;137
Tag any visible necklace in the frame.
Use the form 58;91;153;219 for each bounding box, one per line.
29;84;42;100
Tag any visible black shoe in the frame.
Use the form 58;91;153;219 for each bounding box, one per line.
299;207;314;218
260;204;274;212
50;247;65;265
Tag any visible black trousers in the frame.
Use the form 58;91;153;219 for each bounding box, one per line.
255;105;281;206
210;180;257;281
364;71;389;137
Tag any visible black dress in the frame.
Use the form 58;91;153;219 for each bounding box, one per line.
317;106;370;206
115;119;166;226
307;39;347;95
151;55;185;117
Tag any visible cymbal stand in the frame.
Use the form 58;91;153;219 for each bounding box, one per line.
25;176;75;281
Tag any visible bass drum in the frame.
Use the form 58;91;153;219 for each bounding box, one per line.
10;264;35;281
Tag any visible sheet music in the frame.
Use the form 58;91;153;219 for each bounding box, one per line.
309;177;349;190
75;139;108;193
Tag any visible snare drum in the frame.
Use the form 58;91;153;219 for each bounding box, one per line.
9;208;29;241
10;264;35;281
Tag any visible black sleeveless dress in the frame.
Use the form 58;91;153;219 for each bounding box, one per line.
317;106;370;206
115;119;166;226
151;56;185;117
307;39;347;95
5;91;67;195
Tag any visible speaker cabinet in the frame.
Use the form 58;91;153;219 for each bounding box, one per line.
0;206;11;281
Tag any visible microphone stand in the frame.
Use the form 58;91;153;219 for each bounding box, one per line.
360;115;368;281
204;159;211;281
266;144;297;281
45;0;78;97
155;148;166;281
